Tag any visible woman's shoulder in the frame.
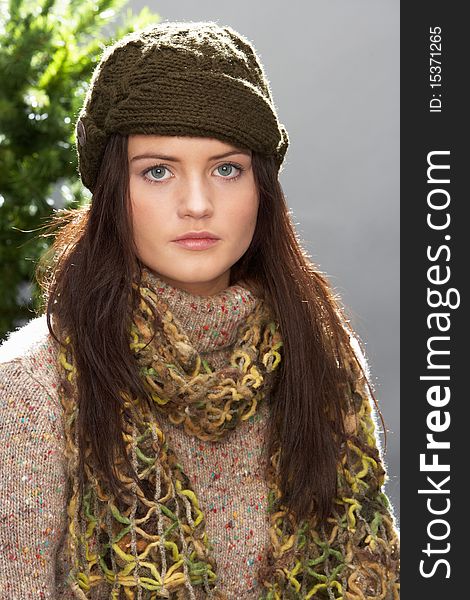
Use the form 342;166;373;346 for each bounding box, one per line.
0;313;57;362
0;314;62;411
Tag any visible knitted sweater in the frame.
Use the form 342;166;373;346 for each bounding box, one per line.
0;277;270;599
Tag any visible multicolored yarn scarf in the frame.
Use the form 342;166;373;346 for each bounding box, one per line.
57;272;400;599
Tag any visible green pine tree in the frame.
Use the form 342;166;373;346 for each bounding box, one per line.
0;0;160;339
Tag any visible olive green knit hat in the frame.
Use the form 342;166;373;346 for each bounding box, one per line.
75;20;289;192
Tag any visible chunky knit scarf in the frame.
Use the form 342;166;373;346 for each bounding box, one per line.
57;270;400;599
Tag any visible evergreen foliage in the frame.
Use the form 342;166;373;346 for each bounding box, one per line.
0;0;159;339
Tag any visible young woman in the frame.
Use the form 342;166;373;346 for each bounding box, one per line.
0;21;400;599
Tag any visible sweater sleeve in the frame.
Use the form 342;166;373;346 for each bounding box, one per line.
0;359;69;599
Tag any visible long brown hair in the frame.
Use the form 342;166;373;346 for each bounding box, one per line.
36;132;385;524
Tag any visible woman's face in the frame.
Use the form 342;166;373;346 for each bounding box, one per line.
128;134;259;296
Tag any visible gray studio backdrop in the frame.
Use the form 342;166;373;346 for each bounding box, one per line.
123;0;401;524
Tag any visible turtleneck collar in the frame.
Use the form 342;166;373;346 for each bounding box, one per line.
142;269;258;354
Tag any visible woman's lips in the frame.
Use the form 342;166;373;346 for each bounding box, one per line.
172;238;220;250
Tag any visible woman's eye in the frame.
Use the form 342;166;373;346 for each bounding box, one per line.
215;163;242;178
144;165;171;182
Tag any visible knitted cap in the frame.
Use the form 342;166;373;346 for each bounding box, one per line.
75;21;289;192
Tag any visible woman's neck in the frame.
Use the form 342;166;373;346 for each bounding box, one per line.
142;269;258;354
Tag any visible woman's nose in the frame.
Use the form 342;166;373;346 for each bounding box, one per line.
177;176;214;218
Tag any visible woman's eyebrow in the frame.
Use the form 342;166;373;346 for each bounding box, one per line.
130;149;251;162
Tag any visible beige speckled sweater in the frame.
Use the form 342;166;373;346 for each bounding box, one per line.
0;277;271;599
